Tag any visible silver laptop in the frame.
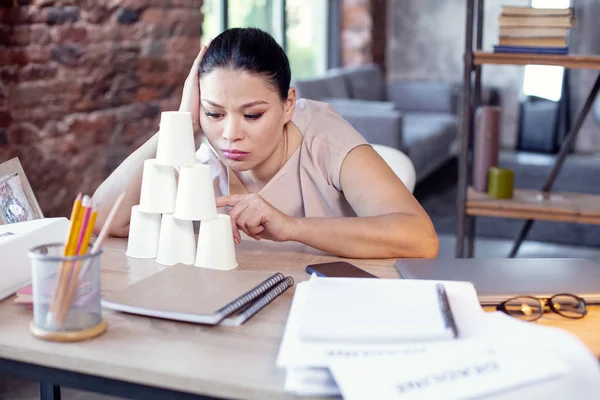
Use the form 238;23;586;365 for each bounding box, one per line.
395;258;600;305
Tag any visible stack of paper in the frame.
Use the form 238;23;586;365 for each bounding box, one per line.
276;276;600;399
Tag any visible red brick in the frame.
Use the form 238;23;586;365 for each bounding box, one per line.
117;24;145;41
33;0;56;6
0;25;11;46
5;48;29;65
138;57;169;72
141;8;165;25
39;120;61;139
165;37;199;53
168;9;202;37
81;4;117;24
54;24;88;44
59;111;116;136
135;87;159;102
9;81;80;107
26;45;53;63
172;0;202;8
86;23;119;42
120;0;151;11
0;110;12;128
0;66;19;83
0;86;6;108
0;7;46;25
19;62;59;81
10;25;31;46
147;0;172;7
30;24;51;45
139;70;181;86
7;122;40;145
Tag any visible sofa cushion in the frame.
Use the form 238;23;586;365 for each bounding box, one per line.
402;113;458;180
292;74;350;101
322;98;396;113
328;64;385;101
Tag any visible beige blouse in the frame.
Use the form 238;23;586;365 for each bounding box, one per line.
195;99;369;218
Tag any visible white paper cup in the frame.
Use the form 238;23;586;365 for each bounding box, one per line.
155;111;197;167
156;214;196;266
195;214;238;270
139;159;177;214
173;164;218;221
126;205;162;259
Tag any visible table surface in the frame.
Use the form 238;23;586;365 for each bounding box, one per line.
1;238;599;400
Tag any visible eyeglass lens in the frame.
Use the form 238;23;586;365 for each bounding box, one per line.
502;296;542;321
550;294;587;319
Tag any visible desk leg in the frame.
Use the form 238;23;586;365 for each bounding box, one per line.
40;382;61;400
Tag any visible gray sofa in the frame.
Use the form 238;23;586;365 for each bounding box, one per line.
293;64;499;183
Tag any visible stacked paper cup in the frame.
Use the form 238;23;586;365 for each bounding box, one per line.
126;111;238;270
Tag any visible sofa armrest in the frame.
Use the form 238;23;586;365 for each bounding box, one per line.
386;81;460;115
334;108;405;151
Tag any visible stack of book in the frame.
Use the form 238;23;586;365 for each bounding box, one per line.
494;6;575;55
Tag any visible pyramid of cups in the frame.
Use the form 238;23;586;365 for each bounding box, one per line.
126;111;238;270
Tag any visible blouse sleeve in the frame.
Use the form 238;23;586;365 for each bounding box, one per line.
304;102;370;192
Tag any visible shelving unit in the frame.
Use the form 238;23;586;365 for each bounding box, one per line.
455;1;600;258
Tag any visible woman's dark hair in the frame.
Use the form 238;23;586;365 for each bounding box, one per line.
199;28;291;100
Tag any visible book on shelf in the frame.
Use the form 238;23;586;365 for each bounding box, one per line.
501;6;573;17
498;37;567;48
498;27;569;38
498;15;575;28
493;45;569;55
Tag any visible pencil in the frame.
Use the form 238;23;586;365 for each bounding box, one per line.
47;193;84;327
57;206;98;326
64;193;83;256
75;196;93;255
56;192;126;327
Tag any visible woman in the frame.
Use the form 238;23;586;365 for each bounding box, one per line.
93;28;439;259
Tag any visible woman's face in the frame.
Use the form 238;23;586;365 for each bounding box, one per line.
199;69;294;171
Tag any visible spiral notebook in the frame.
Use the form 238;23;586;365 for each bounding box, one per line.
101;265;294;326
297;277;458;342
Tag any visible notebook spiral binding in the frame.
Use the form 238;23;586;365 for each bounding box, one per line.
235;277;295;323
435;283;458;338
215;272;286;320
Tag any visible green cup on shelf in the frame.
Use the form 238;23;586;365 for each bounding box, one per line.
487;167;514;199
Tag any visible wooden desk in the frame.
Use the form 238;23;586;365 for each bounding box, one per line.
0;238;599;400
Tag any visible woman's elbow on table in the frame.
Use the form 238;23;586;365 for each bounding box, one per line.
393;213;439;259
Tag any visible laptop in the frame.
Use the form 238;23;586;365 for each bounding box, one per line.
395;258;600;305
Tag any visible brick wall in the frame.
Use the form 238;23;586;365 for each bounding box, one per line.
341;0;386;73
341;0;371;67
0;0;202;218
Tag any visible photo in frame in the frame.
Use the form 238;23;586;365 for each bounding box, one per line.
0;157;44;225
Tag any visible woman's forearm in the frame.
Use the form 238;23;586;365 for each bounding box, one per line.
92;133;159;236
290;213;439;259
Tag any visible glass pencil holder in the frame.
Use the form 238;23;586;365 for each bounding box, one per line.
28;243;107;342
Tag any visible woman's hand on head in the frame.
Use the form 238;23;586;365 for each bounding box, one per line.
179;43;210;133
216;194;296;244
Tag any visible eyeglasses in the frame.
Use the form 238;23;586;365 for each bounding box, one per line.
496;293;587;322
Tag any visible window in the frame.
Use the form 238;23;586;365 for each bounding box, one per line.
521;0;571;101
286;0;328;79
200;0;332;79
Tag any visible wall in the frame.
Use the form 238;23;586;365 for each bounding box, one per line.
386;0;600;152
0;0;202;218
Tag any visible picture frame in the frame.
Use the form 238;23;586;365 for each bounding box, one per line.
0;157;44;225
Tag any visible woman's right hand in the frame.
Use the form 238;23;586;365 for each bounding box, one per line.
179;44;210;133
